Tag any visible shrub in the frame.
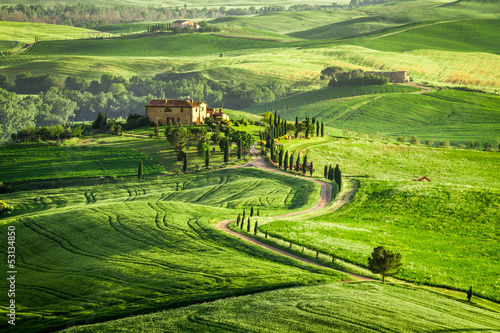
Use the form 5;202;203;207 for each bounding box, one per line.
396;136;407;143
440;140;450;147
410;136;420;145
425;139;434;146
0;200;13;216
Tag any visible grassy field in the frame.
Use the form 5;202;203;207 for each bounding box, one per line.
0;21;112;44
273;89;500;145
0;166;340;333
60;282;500;332
0;0;343;6
245;84;421;113
262;136;500;301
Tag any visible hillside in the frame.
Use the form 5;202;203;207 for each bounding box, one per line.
272;89;500;144
61;283;500;332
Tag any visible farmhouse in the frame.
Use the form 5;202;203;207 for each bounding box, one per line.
365;71;410;83
146;99;208;125
207;108;230;121
172;20;200;29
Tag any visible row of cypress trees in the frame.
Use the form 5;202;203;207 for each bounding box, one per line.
324;164;342;190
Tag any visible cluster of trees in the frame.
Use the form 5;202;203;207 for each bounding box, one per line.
235;207;260;234
348;0;400;8
260;112;324;143
324;164;342;190
147;21;220;34
0;4;345;28
321;67;389;87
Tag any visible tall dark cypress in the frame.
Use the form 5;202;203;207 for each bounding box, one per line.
316;122;320;137
321;122;324;137
183;152;187;173
302;155;307;175
289;153;294;171
224;142;229;163
205;147;210;168
250;206;254;217
236;214;241;227
334;164;342;190
284;151;289;170
295;154;300;172
305;127;309;139
295;116;298;128
324;165;328;178
278;149;283;168
247;217;251;232
254;221;258;236
237;140;242;159
310;162;314;176
328;165;334;181
138;159;143;180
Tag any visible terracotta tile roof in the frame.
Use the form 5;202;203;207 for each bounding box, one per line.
146;99;205;108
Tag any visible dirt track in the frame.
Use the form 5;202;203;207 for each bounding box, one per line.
216;146;374;281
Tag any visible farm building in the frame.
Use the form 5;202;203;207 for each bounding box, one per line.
172;20;200;29
207;108;230;121
146;99;208;125
365;71;410;83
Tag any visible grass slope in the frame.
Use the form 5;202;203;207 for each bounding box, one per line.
265;136;500;301
0;168;340;333
61;282;500;332
0;21;108;44
275;90;500;144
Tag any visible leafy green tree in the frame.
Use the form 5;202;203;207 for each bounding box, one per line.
237;140;242;159
138;160;143;180
410;136;420;145
165;124;193;150
368;246;402;282
0;89;37;142
328;165;334;181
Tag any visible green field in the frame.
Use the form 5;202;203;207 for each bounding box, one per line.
0;21;110;44
273;90;500;144
0;167;340;333
0;0;343;6
61;283;500;332
262;136;500;301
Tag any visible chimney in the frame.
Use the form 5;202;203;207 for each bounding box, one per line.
191;99;194;103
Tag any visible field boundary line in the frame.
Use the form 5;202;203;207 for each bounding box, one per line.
371;20;463;39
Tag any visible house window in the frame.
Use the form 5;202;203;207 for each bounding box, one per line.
177;118;180;123
181;109;183;112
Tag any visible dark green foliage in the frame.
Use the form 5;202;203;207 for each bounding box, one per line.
237;140;242;159
205;147;210;168
224;142;229;163
284;151;289;170
138;159;143;180
155;122;159;138
328;165;334;181
316;122;320;137
309;162;314;176
265;229;268;238
321;122;324;137
183;153;187;173
247;217;251;232
302;155;308;175
324;67;389;87
295;154;300;172
242;209;246;221
236;214;241;227
278;149;283;168
177;150;185;162
257;209;260;217
165;124;193;151
332;251;335;263
289;153;294;171
254;221;258;236
289;239;292;248
250;206;254;217
92;111;107;131
324;165;328;178
368;246;402;283
467;286;473;302
334;164;342;190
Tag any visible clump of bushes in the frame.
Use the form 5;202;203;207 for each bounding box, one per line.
0;200;13;217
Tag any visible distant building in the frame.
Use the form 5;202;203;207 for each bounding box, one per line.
365;71;409;83
172;20;200;29
146;99;207;125
207;108;230;121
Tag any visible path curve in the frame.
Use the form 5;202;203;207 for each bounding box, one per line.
216;146;374;281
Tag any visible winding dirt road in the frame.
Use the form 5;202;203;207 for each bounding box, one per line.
216;146;374;281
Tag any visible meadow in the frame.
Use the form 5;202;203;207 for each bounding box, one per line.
0;167;338;333
61;282;500;332
263;136;500;301
273;89;500;145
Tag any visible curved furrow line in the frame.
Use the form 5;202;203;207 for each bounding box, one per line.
187;313;260;333
194;184;224;203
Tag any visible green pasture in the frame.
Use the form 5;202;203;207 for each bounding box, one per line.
264;136;500;301
275;90;500;145
0;21;110;44
61;283;500;332
0;0;344;6
245;84;421;113
0;41;22;52
0;142;164;183
0;168;334;333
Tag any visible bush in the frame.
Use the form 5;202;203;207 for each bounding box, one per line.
0;200;13;216
425;139;434;146
410;136;420;145
122;114;149;130
396;136;407;143
439;140;450;147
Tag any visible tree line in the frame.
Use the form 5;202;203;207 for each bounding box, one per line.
321;66;389;87
0;3;346;28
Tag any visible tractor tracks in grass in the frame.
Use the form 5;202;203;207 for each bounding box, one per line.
216;146;374;282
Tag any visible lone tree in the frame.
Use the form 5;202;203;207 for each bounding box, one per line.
368;246;402;283
183;152;187;173
467;286;473;302
138;159;143;180
284;151;289;170
224;142;229;163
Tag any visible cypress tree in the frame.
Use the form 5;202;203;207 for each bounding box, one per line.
242;209;246;221
295;116;298;128
332;251;335;263
236;214;241;227
240;217;244;229
467;286;473;302
310;161;314;176
284;151;289;170
328;165;334;181
316;250;319;259
250;206;254;217
289;240;292;248
302;155;307;175
247;217;251;232
205;147;210;168
254;221;258;235
324;165;328;178
316;122;320;137
265;229;268;238
334;164;342;190
224;142;229;163
321;122;324;137
257;208;260;217
278;149;283;168
155;122;159;138
295;154;300;172
183;152;187;173
289;153;294;171
237;140;242;159
138;159;143;180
